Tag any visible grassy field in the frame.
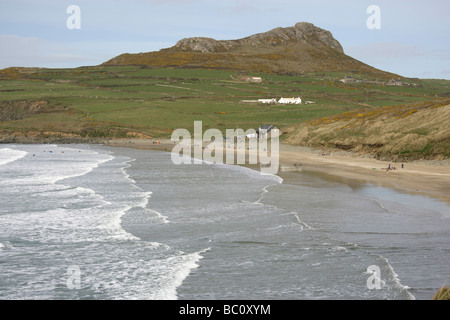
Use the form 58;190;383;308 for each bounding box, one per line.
0;66;449;142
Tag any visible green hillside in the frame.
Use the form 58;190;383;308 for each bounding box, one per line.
1;65;448;157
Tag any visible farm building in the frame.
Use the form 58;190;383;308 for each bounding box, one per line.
388;79;403;86
249;77;263;83
258;98;277;104
340;76;357;83
278;97;302;104
240;76;263;83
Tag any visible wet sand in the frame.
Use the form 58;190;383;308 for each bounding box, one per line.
106;139;450;204
278;144;450;203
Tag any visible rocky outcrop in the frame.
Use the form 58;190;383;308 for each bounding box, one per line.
103;22;395;77
172;22;344;53
173;37;233;53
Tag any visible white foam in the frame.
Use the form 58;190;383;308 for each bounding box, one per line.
2;203;139;244
0;146;142;244
291;212;314;230
95;206;141;241
218;161;284;184
54;152;114;184
0;148;28;166
118;157;170;224
0;145;186;299
73;245;210;300
255;182;283;204
146;208;170;224
331;246;347;252
163;248;211;300
0;146;114;187
120;158;139;185
377;255;416;300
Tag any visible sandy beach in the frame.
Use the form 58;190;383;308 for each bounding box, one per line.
278;144;450;203
106;139;450;204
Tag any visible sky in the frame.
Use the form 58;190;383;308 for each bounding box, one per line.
0;0;449;79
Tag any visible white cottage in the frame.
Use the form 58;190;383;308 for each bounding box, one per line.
250;77;262;83
258;98;277;104
278;97;302;104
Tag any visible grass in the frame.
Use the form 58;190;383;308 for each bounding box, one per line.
0;66;449;142
284;97;450;160
432;285;450;300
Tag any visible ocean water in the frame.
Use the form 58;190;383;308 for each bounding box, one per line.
0;144;448;300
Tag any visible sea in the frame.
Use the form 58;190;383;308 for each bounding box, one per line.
0;144;449;300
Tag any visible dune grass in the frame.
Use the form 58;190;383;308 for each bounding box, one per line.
432;285;450;300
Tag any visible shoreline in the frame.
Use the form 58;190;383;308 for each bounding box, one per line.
105;139;450;205
278;144;450;205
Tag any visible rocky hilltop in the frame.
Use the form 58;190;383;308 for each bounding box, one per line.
172;22;344;53
103;22;396;77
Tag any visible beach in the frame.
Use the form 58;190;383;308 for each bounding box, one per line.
1;143;449;300
101;141;450;300
106;139;450;204
278;144;450;204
